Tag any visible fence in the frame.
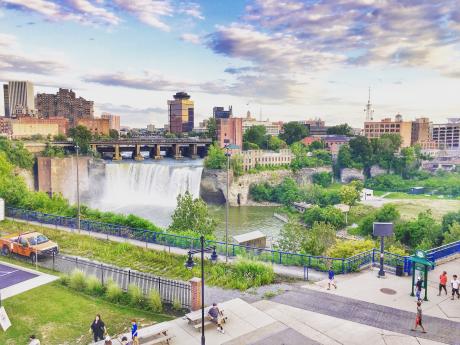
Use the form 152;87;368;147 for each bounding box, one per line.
36;253;192;309
6;207;460;276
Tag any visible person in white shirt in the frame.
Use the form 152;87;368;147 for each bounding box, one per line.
452;274;460;300
28;335;40;345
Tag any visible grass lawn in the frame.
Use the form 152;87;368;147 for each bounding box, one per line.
382;192;460;200
0;220;276;290
0;281;171;345
389;199;460;221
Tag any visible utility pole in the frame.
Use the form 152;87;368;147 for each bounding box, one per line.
225;146;231;263
75;144;81;232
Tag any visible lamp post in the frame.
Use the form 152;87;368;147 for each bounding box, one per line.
185;236;218;345
224;145;231;263
75;144;81;232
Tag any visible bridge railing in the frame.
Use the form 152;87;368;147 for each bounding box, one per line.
5;207;460;275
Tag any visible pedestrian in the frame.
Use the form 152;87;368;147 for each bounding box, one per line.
415;276;423;301
28;335;40;345
121;336;132;345
327;267;337;290
438;271;448;296
207;302;225;334
411;301;426;333
452;274;460;300
104;336;113;345
90;314;107;342
131;319;139;345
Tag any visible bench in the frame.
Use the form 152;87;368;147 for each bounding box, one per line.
141;334;175;345
193;315;228;331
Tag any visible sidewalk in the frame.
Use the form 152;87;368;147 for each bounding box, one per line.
7;217;327;281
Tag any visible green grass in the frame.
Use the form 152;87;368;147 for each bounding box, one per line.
0;281;171;345
389;199;460;221
382;192;460;200
0;220;275;290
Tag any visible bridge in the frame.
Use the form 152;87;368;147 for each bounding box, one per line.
24;137;213;160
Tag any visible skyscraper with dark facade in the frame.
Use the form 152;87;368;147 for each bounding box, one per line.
213;106;232;119
36;88;94;122
168;92;194;133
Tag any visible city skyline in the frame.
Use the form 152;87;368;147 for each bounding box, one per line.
0;0;459;127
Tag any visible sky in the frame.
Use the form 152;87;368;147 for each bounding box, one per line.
0;0;459;128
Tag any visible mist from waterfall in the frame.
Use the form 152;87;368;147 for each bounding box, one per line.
86;159;203;227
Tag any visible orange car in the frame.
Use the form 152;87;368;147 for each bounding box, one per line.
0;231;59;262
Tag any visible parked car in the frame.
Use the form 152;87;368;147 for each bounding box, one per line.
0;231;59;262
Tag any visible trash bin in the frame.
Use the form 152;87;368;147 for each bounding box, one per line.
396;264;403;276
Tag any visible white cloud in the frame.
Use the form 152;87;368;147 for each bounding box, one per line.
113;0;172;31
180;33;201;44
179;2;204;20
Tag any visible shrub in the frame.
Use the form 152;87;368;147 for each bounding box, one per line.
86;275;105;296
105;280;123;303
327;239;375;258
172;298;182;312
312;172;332;187
128;284;145;307
148;289;163;312
60;274;70;286
69;269;87;291
231;259;275;290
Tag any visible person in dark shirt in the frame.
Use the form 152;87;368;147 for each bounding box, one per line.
131;320;139;345
327;267;337;290
208;303;225;334
415;276;423;301
90;314;106;342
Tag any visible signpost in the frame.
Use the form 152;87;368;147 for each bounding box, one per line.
373;222;394;277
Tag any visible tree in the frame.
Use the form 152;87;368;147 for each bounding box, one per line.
327;124;353;136
109;129;119;139
340;185;360;206
42;143;65;158
443;222;460;244
278;219;308;253
395;210;442;249
279;122;309;145
372;134;402;171
68;125;93;154
312;172;332;187
337;144;353;169
303;205;345;229
243;125;267;148
267;135;287;151
53;134;67;141
231;154;244;177
206;117;217;141
309;140;325;150
169;191;217;237
358;204;400;236
0;138;34;169
349;136;373;175
442;211;460;232
204;143;226;169
303;222;337;256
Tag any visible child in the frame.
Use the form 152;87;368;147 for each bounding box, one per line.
411;301;426;333
327;267;337;290
452;275;460;300
131;320;139;345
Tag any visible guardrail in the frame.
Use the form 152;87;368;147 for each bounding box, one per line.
5;207;460;276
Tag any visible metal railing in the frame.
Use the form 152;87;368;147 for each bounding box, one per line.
6;207;460;276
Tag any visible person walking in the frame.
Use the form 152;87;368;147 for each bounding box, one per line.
90;314;107;343
131;319;139;345
452;274;460;300
415;276;423;301
411;301;426;333
438;271;448;296
28;335;41;345
327;267;337;290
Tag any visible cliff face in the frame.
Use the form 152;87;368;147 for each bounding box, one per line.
200;166;333;206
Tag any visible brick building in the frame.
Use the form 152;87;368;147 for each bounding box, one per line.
217;117;243;148
101;113;121;131
76;118;110;136
364;114;413;147
239;149;294;171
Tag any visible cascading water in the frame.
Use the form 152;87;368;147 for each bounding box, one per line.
86;160;203;227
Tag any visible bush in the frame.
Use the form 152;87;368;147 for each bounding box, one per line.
231;259;275;290
327;240;375;258
303;205;345;229
148;289;163;312
312;172;332;187
86;275;105;296
69;269;87;291
60;274;70;286
357;204;399;236
105;280;123;303
172;298;182;312
128;284;145;307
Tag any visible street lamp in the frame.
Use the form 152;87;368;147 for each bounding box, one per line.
224;144;231;263
185;236;218;345
75;144;81;232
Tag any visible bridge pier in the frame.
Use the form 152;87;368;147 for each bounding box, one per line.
189;144;198;159
133;144;144;161
113;144;122;161
173;144;183;160
149;144;162;160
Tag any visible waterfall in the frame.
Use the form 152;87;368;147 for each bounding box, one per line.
86;160;203;227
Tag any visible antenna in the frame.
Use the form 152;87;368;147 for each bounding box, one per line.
364;87;374;121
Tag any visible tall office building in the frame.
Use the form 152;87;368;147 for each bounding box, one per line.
168;92;194;133
3;81;35;118
36;88;94;122
101;113;121;131
213;106;232;119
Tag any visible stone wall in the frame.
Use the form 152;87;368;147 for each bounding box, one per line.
15;168;35;190
340;168;365;183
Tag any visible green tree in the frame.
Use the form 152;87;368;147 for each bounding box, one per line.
348;136;373;174
206;117;217;141
443;222;460;244
267;135;287;151
169;191;217;237
42;143;65;158
303;222;337;256
358;204;400;236
109;129;119;139
243;125;267;148
327;124;353;136
279;122;309;145
68;125;93;154
312;172;332;187
0;138;34;169
372;134;402;171
204;143;226;169
442;211;460;232
303;205;345;229
309;140;325;150
278;220;308;253
231;154;244;177
339;184;360;206
337;144;353;169
395;210;442;249
53;134;67;141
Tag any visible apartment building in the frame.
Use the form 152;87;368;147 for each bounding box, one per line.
239;149;294;171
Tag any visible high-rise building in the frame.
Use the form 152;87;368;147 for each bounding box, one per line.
213;106;232;119
3;81;35;118
217;117;243;148
36;88;94;122
168;92;194;133
364;114;413;147
101;113;121;131
431;118;460;149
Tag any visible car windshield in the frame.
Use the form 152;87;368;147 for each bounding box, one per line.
28;235;49;245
